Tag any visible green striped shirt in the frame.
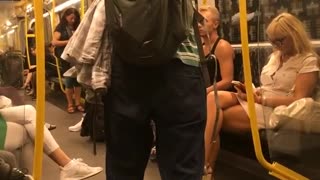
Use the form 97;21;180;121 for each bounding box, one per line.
175;28;200;67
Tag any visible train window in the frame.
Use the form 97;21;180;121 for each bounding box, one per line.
215;0;320;179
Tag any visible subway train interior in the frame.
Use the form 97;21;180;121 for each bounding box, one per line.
0;0;320;179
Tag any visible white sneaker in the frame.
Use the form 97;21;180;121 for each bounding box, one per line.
60;159;103;180
68;118;84;132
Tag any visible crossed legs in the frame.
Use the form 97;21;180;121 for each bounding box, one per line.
204;91;251;176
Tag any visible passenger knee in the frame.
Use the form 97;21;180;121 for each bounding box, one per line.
24;105;36;116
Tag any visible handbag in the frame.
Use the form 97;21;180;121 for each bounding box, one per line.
269;98;320;133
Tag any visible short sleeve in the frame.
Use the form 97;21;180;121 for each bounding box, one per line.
54;23;64;33
300;55;319;74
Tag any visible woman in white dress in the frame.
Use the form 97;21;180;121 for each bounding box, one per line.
204;12;320;178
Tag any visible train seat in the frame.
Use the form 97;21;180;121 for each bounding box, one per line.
219;122;320;179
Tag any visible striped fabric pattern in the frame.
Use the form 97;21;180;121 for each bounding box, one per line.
175;28;200;67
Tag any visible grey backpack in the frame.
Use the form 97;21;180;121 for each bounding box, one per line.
105;0;194;66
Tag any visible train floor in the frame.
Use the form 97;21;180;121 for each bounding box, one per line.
21;89;272;180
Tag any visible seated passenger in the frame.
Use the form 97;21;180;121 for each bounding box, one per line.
22;47;36;96
22;30;36;94
198;5;234;93
204;12;320;178
0;96;103;179
45;43;58;79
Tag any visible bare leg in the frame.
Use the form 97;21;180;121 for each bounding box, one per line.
222;105;251;133
204;94;223;174
204;91;239;174
22;72;32;88
65;88;74;108
73;86;82;105
48;148;71;167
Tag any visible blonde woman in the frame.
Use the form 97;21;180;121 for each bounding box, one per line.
198;5;234;93
204;12;320;178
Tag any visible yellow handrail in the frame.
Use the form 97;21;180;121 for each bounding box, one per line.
238;0;308;179
32;0;46;179
50;0;55;36
80;0;85;18
50;0;65;93
53;55;66;92
24;7;31;69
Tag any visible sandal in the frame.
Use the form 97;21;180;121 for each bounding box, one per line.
203;165;214;180
75;104;84;112
203;165;213;175
67;105;75;113
150;146;157;161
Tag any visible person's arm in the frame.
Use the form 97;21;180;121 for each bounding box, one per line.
238;71;318;107
261;71;318;107
52;31;69;47
206;40;234;93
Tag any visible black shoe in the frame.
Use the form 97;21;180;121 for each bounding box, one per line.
0;158;28;180
45;123;57;131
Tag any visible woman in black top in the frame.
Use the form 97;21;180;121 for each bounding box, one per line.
52;8;84;113
198;6;234;94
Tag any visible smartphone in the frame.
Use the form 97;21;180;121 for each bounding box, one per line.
231;80;242;86
231;80;246;93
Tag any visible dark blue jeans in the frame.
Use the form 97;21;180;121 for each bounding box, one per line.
104;56;207;180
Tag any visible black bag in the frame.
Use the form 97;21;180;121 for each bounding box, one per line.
0;159;26;180
105;0;194;66
81;102;105;143
0;51;24;88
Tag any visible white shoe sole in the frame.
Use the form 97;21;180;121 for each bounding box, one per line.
68;126;81;132
68;119;84;132
62;167;103;180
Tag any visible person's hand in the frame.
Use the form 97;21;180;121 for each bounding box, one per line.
236;86;263;104
206;87;212;94
253;92;263;104
235;86;247;101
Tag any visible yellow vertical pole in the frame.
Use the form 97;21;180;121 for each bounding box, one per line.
51;0;56;36
24;6;31;68
32;0;46;179
80;0;85;18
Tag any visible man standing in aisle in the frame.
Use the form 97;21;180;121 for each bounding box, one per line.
104;1;207;179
